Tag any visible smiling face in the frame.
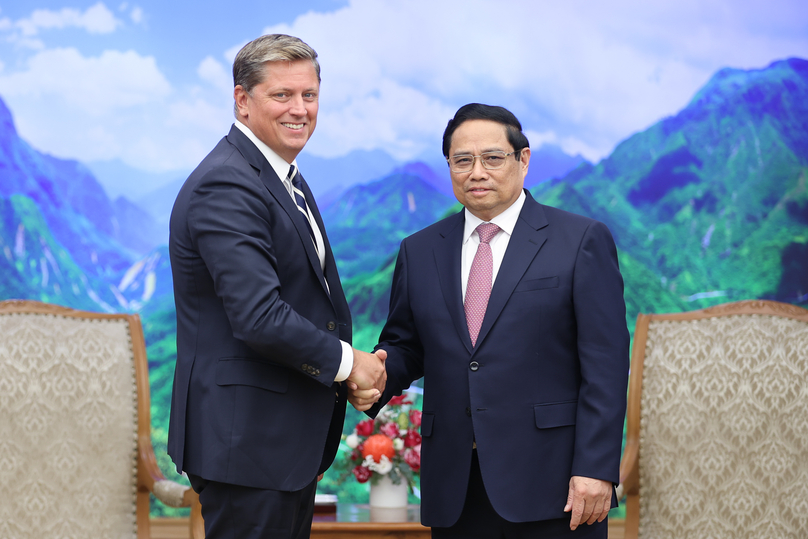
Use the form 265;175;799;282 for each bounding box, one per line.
448;119;530;221
234;59;319;163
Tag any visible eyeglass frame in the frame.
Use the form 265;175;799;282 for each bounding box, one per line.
445;150;521;173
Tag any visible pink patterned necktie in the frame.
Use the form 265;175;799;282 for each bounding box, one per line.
464;223;500;347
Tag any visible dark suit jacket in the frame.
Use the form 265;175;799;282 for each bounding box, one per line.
167;125;351;492
375;191;629;527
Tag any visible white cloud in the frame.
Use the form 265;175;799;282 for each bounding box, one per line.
16;2;120;36
258;0;808;162
197;56;232;95
2;0;807;178
0;48;170;113
0;46;216;172
130;6;144;25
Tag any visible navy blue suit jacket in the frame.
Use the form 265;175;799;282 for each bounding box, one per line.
168;125;351;491
376;191;629;527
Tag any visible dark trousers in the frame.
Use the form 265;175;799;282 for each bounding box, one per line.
431;451;608;539
188;474;317;539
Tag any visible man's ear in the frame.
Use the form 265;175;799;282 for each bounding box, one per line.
519;146;531;173
234;85;249;119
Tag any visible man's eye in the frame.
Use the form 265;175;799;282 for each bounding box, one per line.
484;155;504;164
454;156;473;165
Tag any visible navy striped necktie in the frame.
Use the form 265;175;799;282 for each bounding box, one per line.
288;165;319;255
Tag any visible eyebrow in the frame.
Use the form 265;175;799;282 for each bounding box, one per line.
451;147;507;156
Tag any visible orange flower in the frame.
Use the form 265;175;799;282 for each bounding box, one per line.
361;433;395;463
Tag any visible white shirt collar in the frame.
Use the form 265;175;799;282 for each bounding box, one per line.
463;189;526;244
233;121;298;184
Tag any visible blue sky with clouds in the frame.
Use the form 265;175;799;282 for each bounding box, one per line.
1;1;807;183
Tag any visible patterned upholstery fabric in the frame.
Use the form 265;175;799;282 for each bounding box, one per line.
0;312;139;539
638;311;808;538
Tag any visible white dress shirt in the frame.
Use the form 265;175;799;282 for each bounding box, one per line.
233;121;353;382
461;190;527;300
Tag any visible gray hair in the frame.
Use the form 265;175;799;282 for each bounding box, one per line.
232;34;320;117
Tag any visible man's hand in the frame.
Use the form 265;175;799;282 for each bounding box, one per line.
348;386;382;412
563;476;612;530
347;348;387;390
346;348;387;411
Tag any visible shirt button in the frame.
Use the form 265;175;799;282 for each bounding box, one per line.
469;361;479;372
327;321;337;331
465;407;471;417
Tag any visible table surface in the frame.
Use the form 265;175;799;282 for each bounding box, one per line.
313;503;422;524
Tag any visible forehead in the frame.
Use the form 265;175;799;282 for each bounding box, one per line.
261;59;319;87
450;119;510;154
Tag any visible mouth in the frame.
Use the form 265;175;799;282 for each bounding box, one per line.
282;122;305;129
468;187;491;194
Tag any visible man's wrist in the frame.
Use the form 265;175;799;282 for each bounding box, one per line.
334;340;353;382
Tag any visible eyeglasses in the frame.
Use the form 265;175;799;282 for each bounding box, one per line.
446;151;517;173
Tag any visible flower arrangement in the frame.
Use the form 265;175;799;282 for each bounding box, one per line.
341;395;422;487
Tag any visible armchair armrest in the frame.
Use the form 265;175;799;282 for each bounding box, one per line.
137;434;204;537
153;478;196;508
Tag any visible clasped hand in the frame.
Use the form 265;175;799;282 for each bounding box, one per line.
346;348;387;411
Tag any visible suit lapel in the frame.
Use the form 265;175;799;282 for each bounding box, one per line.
433;211;474;354
298;172;342;301
226;126;329;293
474;192;549;350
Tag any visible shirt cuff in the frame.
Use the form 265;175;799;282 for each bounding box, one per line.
334;340;353;382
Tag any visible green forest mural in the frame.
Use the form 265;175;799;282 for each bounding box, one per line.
2;57;806;516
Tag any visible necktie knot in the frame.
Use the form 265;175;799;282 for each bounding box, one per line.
476;223;500;244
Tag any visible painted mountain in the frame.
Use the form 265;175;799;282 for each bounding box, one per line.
530;56;808;328
1;57;807;512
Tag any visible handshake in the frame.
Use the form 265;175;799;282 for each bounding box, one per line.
346;348;388;412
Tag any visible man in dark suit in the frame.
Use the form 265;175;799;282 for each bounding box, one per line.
351;103;629;538
168;34;385;539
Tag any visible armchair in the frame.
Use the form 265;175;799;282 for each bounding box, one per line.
618;300;808;538
0;300;202;538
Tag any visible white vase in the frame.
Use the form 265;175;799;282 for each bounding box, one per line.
369;473;409;508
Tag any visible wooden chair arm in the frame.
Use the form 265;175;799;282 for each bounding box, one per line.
618;438;639;498
137;434;195;507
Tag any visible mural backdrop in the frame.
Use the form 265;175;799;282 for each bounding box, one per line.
1;0;807;517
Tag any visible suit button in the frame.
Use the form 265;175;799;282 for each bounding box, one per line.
469;361;479;372
327;321;337;331
315;369;321;376
465;407;471;417
302;363;309;371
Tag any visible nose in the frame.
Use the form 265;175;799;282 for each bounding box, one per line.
469;155;489;179
289;95;307;117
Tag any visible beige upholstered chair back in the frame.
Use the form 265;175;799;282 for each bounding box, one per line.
619;300;808;539
0;300;201;539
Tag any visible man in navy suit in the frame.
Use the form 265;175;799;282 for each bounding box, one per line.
351;104;629;538
168;34;385;539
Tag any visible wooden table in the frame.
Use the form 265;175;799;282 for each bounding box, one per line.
311;504;430;538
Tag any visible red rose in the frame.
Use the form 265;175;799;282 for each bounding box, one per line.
403;449;420;472
388;395;411;406
409;410;422;427
351;450;361;461
352;465;372;483
404;429;422;448
380;422;400;439
356;419;374;437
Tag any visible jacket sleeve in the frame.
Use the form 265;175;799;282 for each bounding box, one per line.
186;162;343;384
569;220;631;484
370;239;425;416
